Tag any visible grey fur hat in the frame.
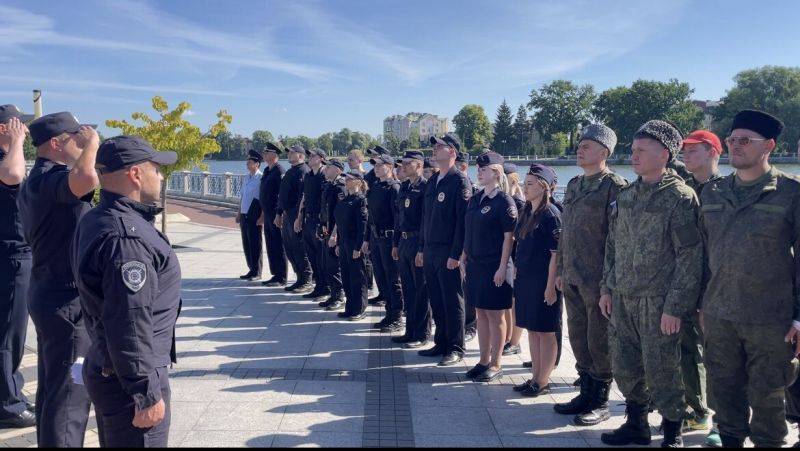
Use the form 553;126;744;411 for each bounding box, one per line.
579;123;617;155
634;120;683;161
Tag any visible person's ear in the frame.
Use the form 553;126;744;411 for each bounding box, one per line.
765;139;777;153
128;165;143;187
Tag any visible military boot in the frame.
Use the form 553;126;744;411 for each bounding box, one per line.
574;377;612;426
661;419;684;448
553;371;591;415
600;402;651;446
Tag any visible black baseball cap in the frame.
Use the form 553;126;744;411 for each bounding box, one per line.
370;154;395;165
328;159;345;171
456;151;469;164
306;148;327;160
344;171;364;180
263;141;284;154
29;112;96;147
429;134;461;152
0;105;24;123
287;144;306;155
96;135;177;174
401;150;424;162
369;145;390;156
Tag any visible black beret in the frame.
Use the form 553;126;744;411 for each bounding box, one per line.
528;164;556;187
0;105;24;123
429;134;461;152
730;109;784;140
475;151;504;167
247;149;263;163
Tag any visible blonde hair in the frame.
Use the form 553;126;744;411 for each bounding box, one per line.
507;172;522;198
346;178;368;195
486;164;510;194
348;149;364;161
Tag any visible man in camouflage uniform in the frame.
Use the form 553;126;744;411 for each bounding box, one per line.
599;120;703;447
553;124;626;427
678;130;725;447
700;110;800;448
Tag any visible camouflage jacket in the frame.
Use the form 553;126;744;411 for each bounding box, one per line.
686;171;724;198
601;172;703;318
700;167;800;325
556;169;627;287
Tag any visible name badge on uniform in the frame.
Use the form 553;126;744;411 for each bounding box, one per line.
481;206;491;214
405;198;411;208
121;261;147;293
437;192;445;202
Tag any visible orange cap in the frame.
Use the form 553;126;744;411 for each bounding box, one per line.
683;130;722;155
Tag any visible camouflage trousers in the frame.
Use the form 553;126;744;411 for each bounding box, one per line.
609;294;685;422
704;314;797;447
679;312;708;416
563;283;612;380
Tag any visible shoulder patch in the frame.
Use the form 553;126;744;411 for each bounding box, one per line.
121;261;147;293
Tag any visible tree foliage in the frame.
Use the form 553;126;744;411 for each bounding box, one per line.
492;100;514;153
453;104;493;151
528;80;595;149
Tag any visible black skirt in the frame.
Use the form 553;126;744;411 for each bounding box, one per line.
514;268;562;332
465;259;513;311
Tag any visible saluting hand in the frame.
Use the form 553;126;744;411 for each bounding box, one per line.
785;324;800;357
660;313;681;335
75;125;100;149
2;117;28;145
599;294;612;319
132;398;165;429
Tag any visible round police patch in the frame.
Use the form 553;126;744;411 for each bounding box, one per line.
481;206;491;214
404;198;411;208
508;206;518;219
338;192;345;200
437;192;445;202
121;261;146;293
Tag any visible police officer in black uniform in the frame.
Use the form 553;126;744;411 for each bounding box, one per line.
418;134;471;367
276;144;313;293
0;106;35;428
333;172;369;321
392;150;432;349
18;112;99;447
259;142;288;287
455;150;478;343
297;148;329;300
318;159;347;311
364;146;389;307
72;136;181;448
365;153;404;332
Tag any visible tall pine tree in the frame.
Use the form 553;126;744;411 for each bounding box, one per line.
491;100;514;154
512;104;531;154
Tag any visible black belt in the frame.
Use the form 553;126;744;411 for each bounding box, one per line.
372;229;394;239
400;231;418;239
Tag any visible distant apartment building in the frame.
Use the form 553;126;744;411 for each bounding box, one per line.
383;112;449;144
692;99;722;129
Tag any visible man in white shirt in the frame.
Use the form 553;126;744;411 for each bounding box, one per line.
238;150;264;280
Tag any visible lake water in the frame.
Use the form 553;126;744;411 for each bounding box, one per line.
200;160;800;183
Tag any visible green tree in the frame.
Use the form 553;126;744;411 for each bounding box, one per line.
106;96;231;233
295;135;316;151
593;79;703;153
23;135;36;160
251;130;274;152
332;128;352;154
528;80;596;150
712;66;800;152
316;132;334;154
511;104;532;154
492;100;514;154
384;132;401;154
453;104;493;151
407;128;421;149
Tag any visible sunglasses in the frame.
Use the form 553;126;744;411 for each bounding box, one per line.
725;136;767;147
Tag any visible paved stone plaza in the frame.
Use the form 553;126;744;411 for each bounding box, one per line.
0;219;782;447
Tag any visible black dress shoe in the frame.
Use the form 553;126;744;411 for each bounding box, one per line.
464;331;476;343
438;352;464;367
520;382;550;397
240;273;255;279
417;346;446;357
522;361;533;368
403;340;427;349
262;277;286;287
373;317;390;329
337;311;349;318
466;363;489;379
475;368;503;383
381;320;405;333
284;281;301;292
348;311;367;321
246;274;261;281
513;379;534;392
291;282;314;294
25;402;34;413
0;410;36;428
391;335;413;344
325;301;345;311
502;343;521;356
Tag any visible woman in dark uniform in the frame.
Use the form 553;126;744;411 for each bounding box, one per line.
461;151;517;382
332;172;369;321
502;162;525;357
512;164;562;397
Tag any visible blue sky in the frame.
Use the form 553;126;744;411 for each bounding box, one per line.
1;0;798;138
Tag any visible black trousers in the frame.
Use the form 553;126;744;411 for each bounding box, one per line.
281;210;311;284
464;279;477;334
371;235;403;321
339;243;367;317
398;237;431;341
263;211;287;282
85;361;170;448
302;219;327;292
321;238;343;296
239;214;263;277
0;256;31;419
423;247;465;355
28;287;91;448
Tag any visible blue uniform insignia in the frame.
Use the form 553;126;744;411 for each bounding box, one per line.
121;261;146;292
437;192;445;202
481;206;491;214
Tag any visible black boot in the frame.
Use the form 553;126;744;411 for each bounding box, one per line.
719;434;744;448
553;371;591;415
574;377;612;426
661;419;684;448
600;402;651;446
